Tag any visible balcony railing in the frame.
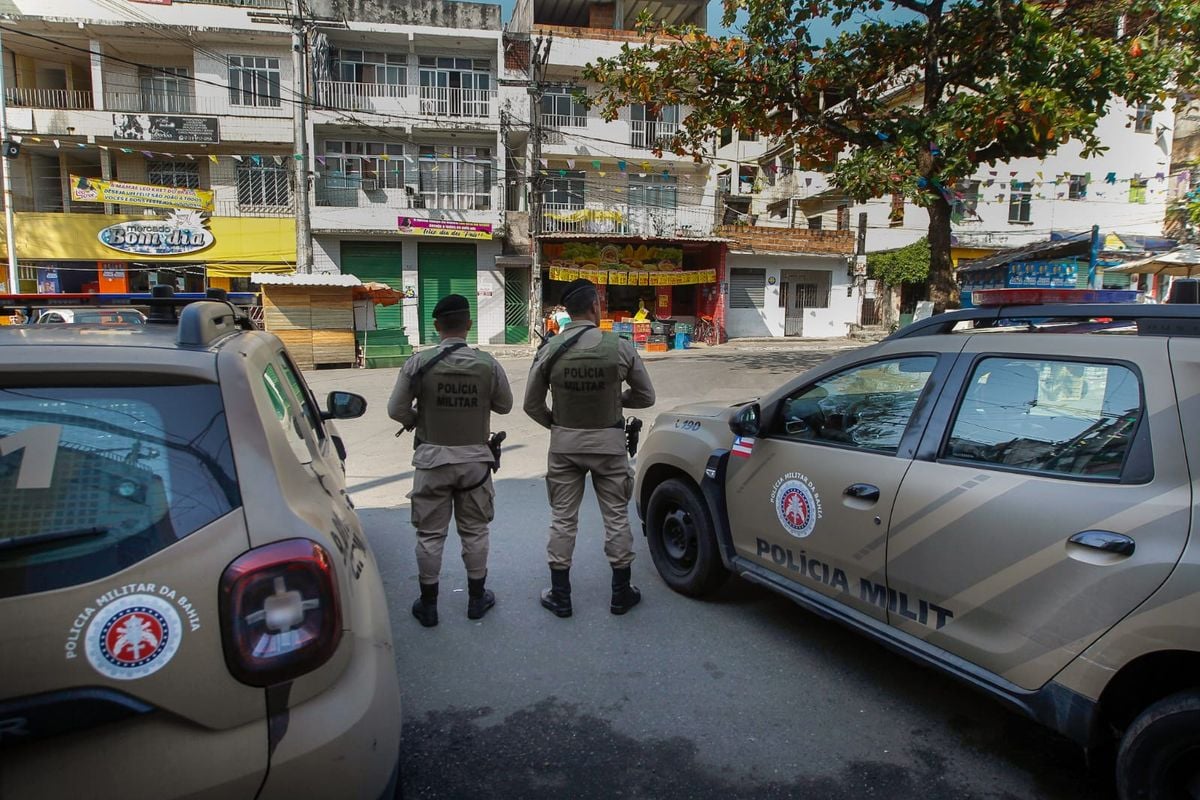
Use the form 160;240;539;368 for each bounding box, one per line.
314;175;493;211
541;113;587;129
631;119;682;149
316;81;409;112
539;202;715;238
417;87;496;119
106;91;198;114
6;87;94;110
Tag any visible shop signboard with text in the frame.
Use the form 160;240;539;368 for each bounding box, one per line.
113;114;220;144
71;175;215;212
397;217;493;240
98;211;214;257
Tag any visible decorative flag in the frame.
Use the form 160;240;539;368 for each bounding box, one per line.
641;161;651;171
185;153;195;160
662;170;669;178
293;153;303;161
272;155;283;165
76;142;87;148
618;160;627;171
558;169;566;177
1105;172;1117;184
250;155;262;166
598;171;606;177
232;155;244;162
929;143;941;156
29;136;42;142
638;173;647;178
567;159;575;169
1155;172;1165;181
591;160;601;169
141;150;154;158
539;158;548;167
380;154;390;161
120;148;132;154
53;139;61;149
316;155;326;166
98;145;108;151
208;154;219;164
1036;171;1043;179
732;436;755;459
875;131;889;140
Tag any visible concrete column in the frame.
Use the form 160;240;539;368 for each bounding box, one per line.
89;40;104;110
99;146;113;214
59;152;71;212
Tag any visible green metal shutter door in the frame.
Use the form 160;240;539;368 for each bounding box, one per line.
342;241;404;329
417;243;477;345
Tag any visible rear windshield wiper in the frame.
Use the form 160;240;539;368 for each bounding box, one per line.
0;526;110;552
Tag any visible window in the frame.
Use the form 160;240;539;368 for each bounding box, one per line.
418;146;492;210
631;104;681;149
336;49;406;87
541;85;586;127
139;66;191;113
719;127;733;148
0;384;240;598
778;356;937;453
729;268;765;309
953;180;980;218
1068;174;1088;200
1129;177;1148;204
1134;102;1154;133
228;55;281;108
277;354;325;442
628;174;676;209
782;269;831;309
147;161;200;189
807;215;823;230
889;193;904;227
237;160;291;207
1008;181;1032;223
418;56;491;117
944;358;1141;479
262;363;313;465
542;170;584;209
323;141;405;189
739;129;758;142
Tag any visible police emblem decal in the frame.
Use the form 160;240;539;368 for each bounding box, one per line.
85;594;182;680
770;473;822;539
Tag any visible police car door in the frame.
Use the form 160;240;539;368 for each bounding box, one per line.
724;342;953;621
885;334;1190;691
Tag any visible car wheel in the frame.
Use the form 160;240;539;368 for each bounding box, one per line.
1116;689;1200;800
645;478;728;597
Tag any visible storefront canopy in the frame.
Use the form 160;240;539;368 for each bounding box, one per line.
1106;245;1200;276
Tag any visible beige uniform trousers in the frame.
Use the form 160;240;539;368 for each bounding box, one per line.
546;451;635;569
409;461;495;584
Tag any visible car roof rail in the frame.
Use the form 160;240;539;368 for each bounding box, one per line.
888;303;1200;340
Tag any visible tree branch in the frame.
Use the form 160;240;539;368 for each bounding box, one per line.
890;0;932;15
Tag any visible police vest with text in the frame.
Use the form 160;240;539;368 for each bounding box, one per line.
415;347;494;446
547;330;623;430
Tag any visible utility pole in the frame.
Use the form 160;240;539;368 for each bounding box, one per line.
527;34;551;344
289;0;313;274
0;28;18;293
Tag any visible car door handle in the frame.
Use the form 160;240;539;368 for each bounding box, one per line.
1068;530;1135;557
844;483;880;503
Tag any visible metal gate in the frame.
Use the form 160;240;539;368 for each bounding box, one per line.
503;267;529;344
417;242;477;345
780;269;832;337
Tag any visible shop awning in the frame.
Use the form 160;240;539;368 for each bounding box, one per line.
209;262;295;278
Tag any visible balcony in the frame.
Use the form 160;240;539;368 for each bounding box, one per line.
6;87;94;110
631;119;682;150
106;91;198;115
311;174;501;232
417;87;496;120
311;83;497;122
538;202;716;238
541;113;587;130
316;81;409;113
716;225;855;255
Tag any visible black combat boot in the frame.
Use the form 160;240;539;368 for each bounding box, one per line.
411;582;438;628
540;567;572;618
467;574;496;620
610;566;641;615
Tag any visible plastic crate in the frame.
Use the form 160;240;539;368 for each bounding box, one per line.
632;321;652;332
599;319;614;330
633;332;650;342
674;322;693;335
612;321;634;333
674;332;690;350
645;342;669;353
647;335;668;343
618;331;633;340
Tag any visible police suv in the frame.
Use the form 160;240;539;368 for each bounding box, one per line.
634;292;1200;800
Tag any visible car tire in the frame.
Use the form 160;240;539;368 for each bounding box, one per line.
645;478;728;597
1115;689;1200;800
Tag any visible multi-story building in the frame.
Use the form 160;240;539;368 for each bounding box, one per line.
2;0;298;295
506;0;729;331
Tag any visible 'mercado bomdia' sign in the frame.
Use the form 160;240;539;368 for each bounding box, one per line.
98;210;214;256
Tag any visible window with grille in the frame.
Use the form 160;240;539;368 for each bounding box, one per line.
542;170;585;208
139;67;191;113
228;56;281;107
237;161;290;207
417;146;492;210
147;161;200;189
323;141;405;188
729;268;765;309
1008;181;1032;223
953;180;980;218
541;85;586;127
631;104;681;148
336;50;406;87
629;174;676;209
1068;174;1088;200
790;270;831;308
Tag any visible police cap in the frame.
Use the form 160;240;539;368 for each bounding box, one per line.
432;293;470;319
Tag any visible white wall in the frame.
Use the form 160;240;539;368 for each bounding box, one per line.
725;253;855;339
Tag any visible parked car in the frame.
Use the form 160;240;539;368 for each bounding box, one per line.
634;295;1200;800
32;307;148;325
0;300;401;799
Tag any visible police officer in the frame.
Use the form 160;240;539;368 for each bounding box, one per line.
388;294;513;627
524;278;656;617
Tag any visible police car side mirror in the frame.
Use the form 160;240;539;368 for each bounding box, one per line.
729;403;761;438
324;391;367;421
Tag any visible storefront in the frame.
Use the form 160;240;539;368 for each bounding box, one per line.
0;212;296;295
539;239;725;326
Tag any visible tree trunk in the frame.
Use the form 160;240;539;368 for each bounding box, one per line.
926;196;958;312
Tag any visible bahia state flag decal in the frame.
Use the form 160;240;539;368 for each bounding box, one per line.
732;436;755;459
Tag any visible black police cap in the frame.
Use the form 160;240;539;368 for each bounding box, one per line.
432;293;470;319
560;278;596;303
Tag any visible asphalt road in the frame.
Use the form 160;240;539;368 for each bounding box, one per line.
306;341;1110;800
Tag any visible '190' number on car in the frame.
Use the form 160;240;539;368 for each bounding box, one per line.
674;419;702;431
0;425;62;490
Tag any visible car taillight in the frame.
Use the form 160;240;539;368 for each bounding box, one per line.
219;539;342;687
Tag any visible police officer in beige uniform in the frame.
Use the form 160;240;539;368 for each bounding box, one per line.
524;278;656;617
389;294;513;627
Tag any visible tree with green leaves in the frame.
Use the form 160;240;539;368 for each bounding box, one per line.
583;0;1200;309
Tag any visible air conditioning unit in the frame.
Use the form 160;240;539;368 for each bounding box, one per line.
360;179;378;191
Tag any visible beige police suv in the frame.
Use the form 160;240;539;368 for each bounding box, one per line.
0;299;402;799
634;297;1200;800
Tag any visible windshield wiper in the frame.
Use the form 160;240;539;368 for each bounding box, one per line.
0;525;110;552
